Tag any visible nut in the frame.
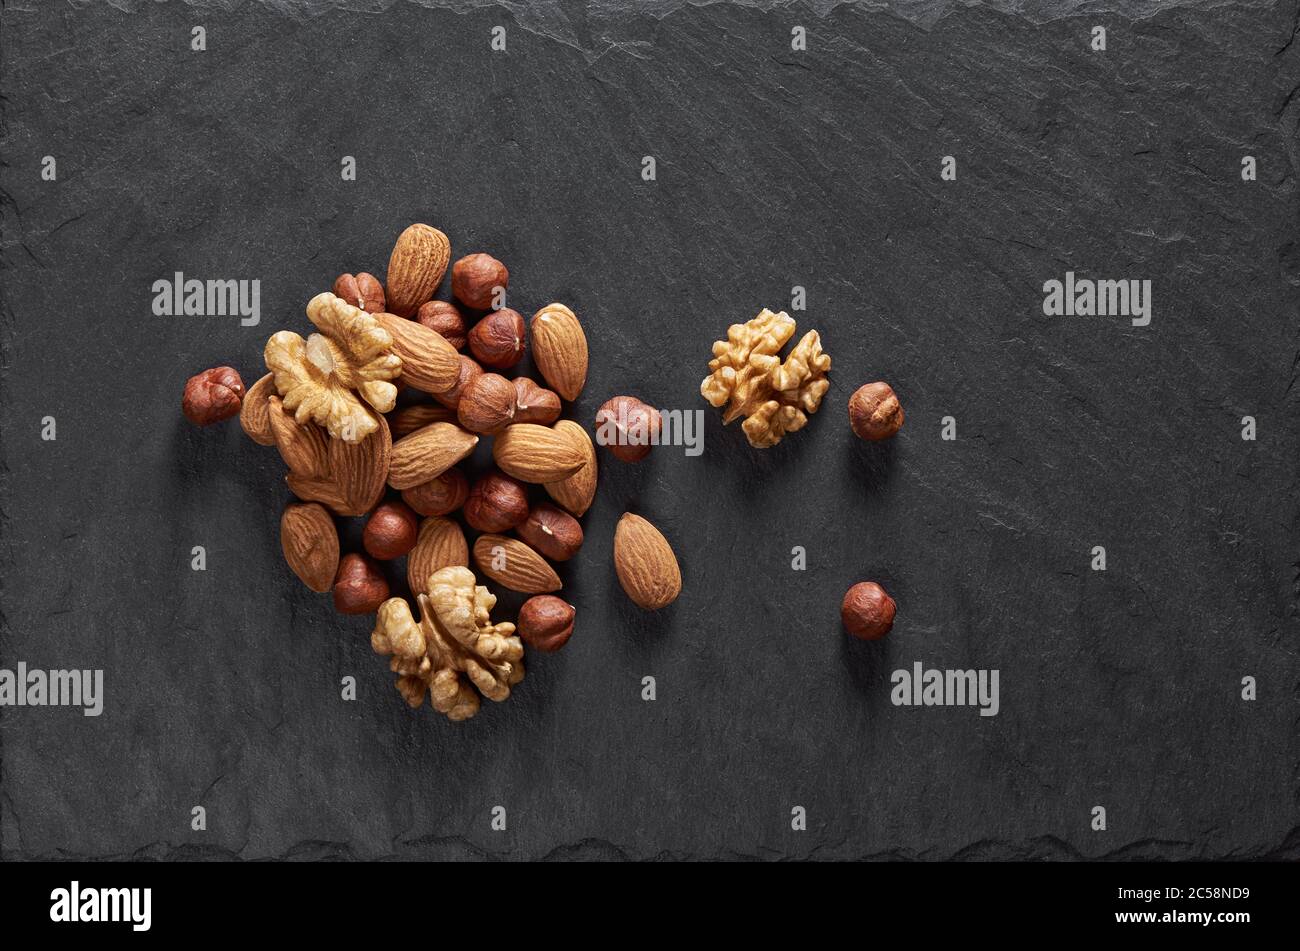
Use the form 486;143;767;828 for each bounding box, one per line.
512;377;561;425
417;300;467;349
613;513;681;610
848;382;904;441
468;308;526;369
332;553;390;615
517;503;583;561
332;272;386;313
363;501;419;560
543;421;598;516
451;253;509;309
401;467;469;516
841;582;895;640
407;516;468;593
531;303;588;401
493;423;587;483
517;596;575;652
389;404;456;438
472;535;562;594
386;223;451;318
433;355;485;410
372;312;461;396
268;397;390;516
239;373;277;445
182;366;245;426
280;502;339;593
464;471;530;533
387;422;478;490
457;372;517;434
595;396;661;463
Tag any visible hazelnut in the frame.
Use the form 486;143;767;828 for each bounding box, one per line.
841;582;896;641
512;377;562;425
333;553;390;615
468;308;527;370
517;595;575;652
401;467;469;517
517;502;583;561
362;501;419;560
182;366;245;426
451;253;509;310
464;471;530;533
433;355;485;410
457;372;517;434
595;395;662;463
848;382;904;441
417;300;467;350
332;272;386;313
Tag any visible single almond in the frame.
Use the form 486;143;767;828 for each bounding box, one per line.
492;423;586;484
613;513;681;610
472;535;562;594
269;397;390;516
389;403;456;439
531;303;588;401
240;372;277;446
385;223;451;318
407;517;469;593
373;312;461;395
388;421;478;489
544;420;598;516
280;503;339;592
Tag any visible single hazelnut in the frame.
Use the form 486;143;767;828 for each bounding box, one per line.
182;366;245;426
401;467;469;517
512;377;562;425
517;595;575;652
333;553;390;615
468;308;527;370
417;300;467;349
841;582;896;641
452;253;509;310
332;272;386;313
457;372;517;434
595;395;662;463
848;382;904;441
464;471;530;533
362;501;419;560
517;502;583;561
433;355;485;410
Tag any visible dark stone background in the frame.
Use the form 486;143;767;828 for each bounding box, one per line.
1;0;1297;861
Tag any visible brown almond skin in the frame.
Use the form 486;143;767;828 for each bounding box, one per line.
388;422;478;490
332;553;390;615
468;308;527;370
472;535;562;594
841;582;895;640
433;355;485;410
389;404;456;438
464;471;530;533
457;372;517;434
512;377;562;425
543;421;598;516
280;503;339;593
239;372;277;445
333;272;386;313
407;517;468;593
417;300;467;349
452;253;509;310
595;396;661;463
613;513;681;610
363;501;419;560
493;423;586;483
848;382;904;441
372;312;461;395
402;467;469;517
517;503;583;561
517;596;575;652
183;366;244;426
531;303;588;401
386;224;451;318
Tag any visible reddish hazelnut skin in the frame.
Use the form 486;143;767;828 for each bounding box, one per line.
841;582;896;641
517;595;576;652
332;554;390;615
848;382;904;441
333;272;386;313
464;471;531;533
362;501;419;560
433;355;485;410
595;396;662;463
401;467;469;517
457;372;517;434
468;308;527;370
182;366;245;426
417;300;467;349
517;503;583;561
452;253;509;310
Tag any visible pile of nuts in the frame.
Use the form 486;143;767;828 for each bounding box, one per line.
183;224;682;721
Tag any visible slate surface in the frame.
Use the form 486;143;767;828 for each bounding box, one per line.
0;0;1297;861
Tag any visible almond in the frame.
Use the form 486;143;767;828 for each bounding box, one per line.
240;372;277;446
389;403;456;439
373;312;461;395
387;422;478;489
531;303;588;401
472;535;562;594
407;516;468;593
613;513;681;610
280;503;339;592
385;223;451;318
543;420;598;516
492;423;586;484
269;397;390;516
